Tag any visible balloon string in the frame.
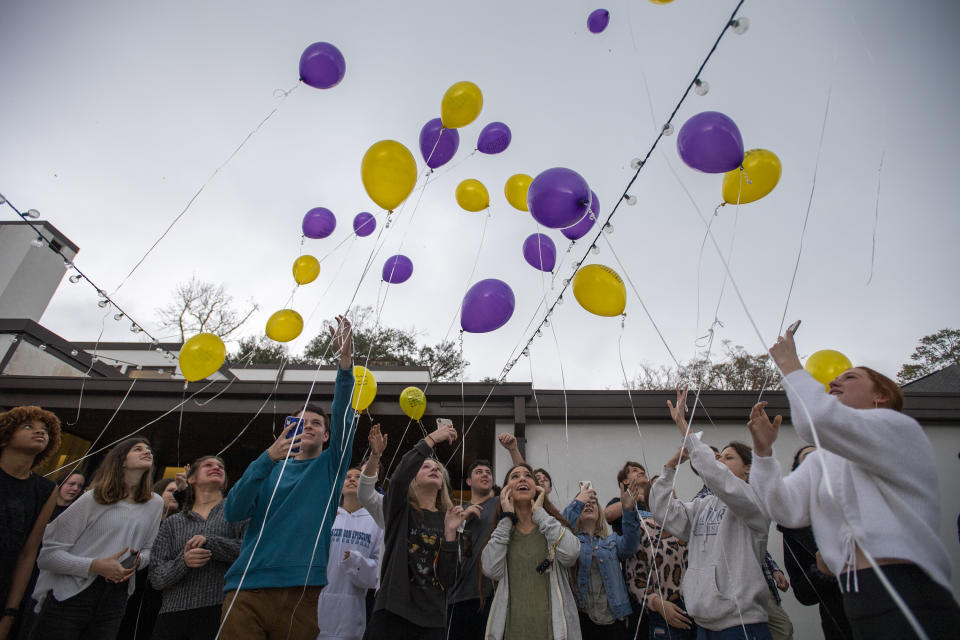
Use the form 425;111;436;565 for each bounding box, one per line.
112;81;300;295
866;150;885;286
440;210;491;343
424;149;478;185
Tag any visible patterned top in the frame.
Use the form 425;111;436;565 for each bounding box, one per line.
624;517;688;607
148;502;246;614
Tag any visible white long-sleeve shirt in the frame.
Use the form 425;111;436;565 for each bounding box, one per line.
752;369;951;591
34;491;163;607
316;507;382;640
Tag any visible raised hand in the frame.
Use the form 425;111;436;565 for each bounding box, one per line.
574;485;596;505
497;432;518;451
330;315;353;368
368;423;387;457
621;478;643;511
427;419;457;447
174;464;190;491
445;505;467;539
769;321;802;374
267;420;302;462
666;387;690;438
746;401;782;457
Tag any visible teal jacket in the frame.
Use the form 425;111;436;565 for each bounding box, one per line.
223;366;356;590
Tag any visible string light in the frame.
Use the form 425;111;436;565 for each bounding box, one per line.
624;195;638;206
590;245;600;255
113;312;124;321
630;158;644;170
97;300;109;308
69;275;81;283
38;344;47;351
543;318;550;328
0;193;6;205
24;209;40;219
70;349;79;356
662;123;675;136
694;79;710;96
30;237;44;248
603;223;614;234
730;17;750;34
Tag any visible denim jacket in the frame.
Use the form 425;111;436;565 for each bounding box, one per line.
562;499;643;620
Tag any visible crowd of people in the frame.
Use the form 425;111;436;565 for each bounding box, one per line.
1;321;958;640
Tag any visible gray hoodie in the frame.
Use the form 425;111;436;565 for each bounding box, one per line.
650;435;770;631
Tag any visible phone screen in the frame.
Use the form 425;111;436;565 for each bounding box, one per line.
121;551;139;569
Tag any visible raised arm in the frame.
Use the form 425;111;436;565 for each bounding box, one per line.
383;421;457;522
225;421;303;522
532;487;580;568
326;315;356;464
358;424;387;529
497;432;525;466
615;481;644;559
649;458;696;542
750;452;815;529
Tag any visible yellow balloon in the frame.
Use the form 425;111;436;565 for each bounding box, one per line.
456;179;489;212
649;0;676;4
292;255;320;285
352;365;377;412
265;309;303;343
178;333;226;382
441;81;483;129
399;386;427;421
361;140;418;211
572;264;626;317
722;149;782;205
804;349;853;390
504;173;532;212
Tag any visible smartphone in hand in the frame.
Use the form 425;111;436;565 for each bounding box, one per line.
284;416;305;454
436;418;453;429
121;550;140;569
787;320;801;335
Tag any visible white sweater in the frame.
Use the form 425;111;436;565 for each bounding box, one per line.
650;433;771;631
34;491;163;606
316;507;383;640
752;369;951;590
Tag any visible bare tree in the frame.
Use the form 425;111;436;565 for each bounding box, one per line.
627;341;780;391
157;276;258;343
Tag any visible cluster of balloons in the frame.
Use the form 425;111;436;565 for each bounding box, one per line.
676;111;782;205
804;349;853;390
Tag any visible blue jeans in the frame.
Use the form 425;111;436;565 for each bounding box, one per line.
649;598;698;640
696;623;772;640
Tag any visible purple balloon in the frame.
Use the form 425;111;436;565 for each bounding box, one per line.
587;9;610;34
302;207;336;239
299;42;346;89
477;122;512;154
461;279;515;333
419;118;460;169
676;111;745;173
353;212;376;237
382;254;413;284
527;167;591;229
562;190;599;240
522;233;557;272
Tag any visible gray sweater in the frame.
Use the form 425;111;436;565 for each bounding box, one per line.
650;434;770;631
148;502;246;614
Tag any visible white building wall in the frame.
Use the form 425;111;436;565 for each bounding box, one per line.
494;417;960;640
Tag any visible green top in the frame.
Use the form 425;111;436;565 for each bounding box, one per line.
504;527;552;640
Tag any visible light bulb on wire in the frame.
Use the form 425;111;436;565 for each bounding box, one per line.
69;274;81;283
662;123;674;136
624;195;638;206
730;17;749;34
30;237;44;248
630;158;644;170
97;300;108;308
603;223;614;234
694;79;710;96
25;209;40;219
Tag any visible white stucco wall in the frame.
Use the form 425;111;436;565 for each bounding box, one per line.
493;417;960;640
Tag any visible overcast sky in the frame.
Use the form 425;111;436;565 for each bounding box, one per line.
2;0;958;388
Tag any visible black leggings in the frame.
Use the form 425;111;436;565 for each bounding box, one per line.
364;608;444;640
842;565;960;640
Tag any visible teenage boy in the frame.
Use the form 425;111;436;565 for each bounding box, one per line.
221;316;356;640
446;458;497;640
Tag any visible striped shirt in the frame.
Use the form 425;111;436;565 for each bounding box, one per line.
148;502;246;614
